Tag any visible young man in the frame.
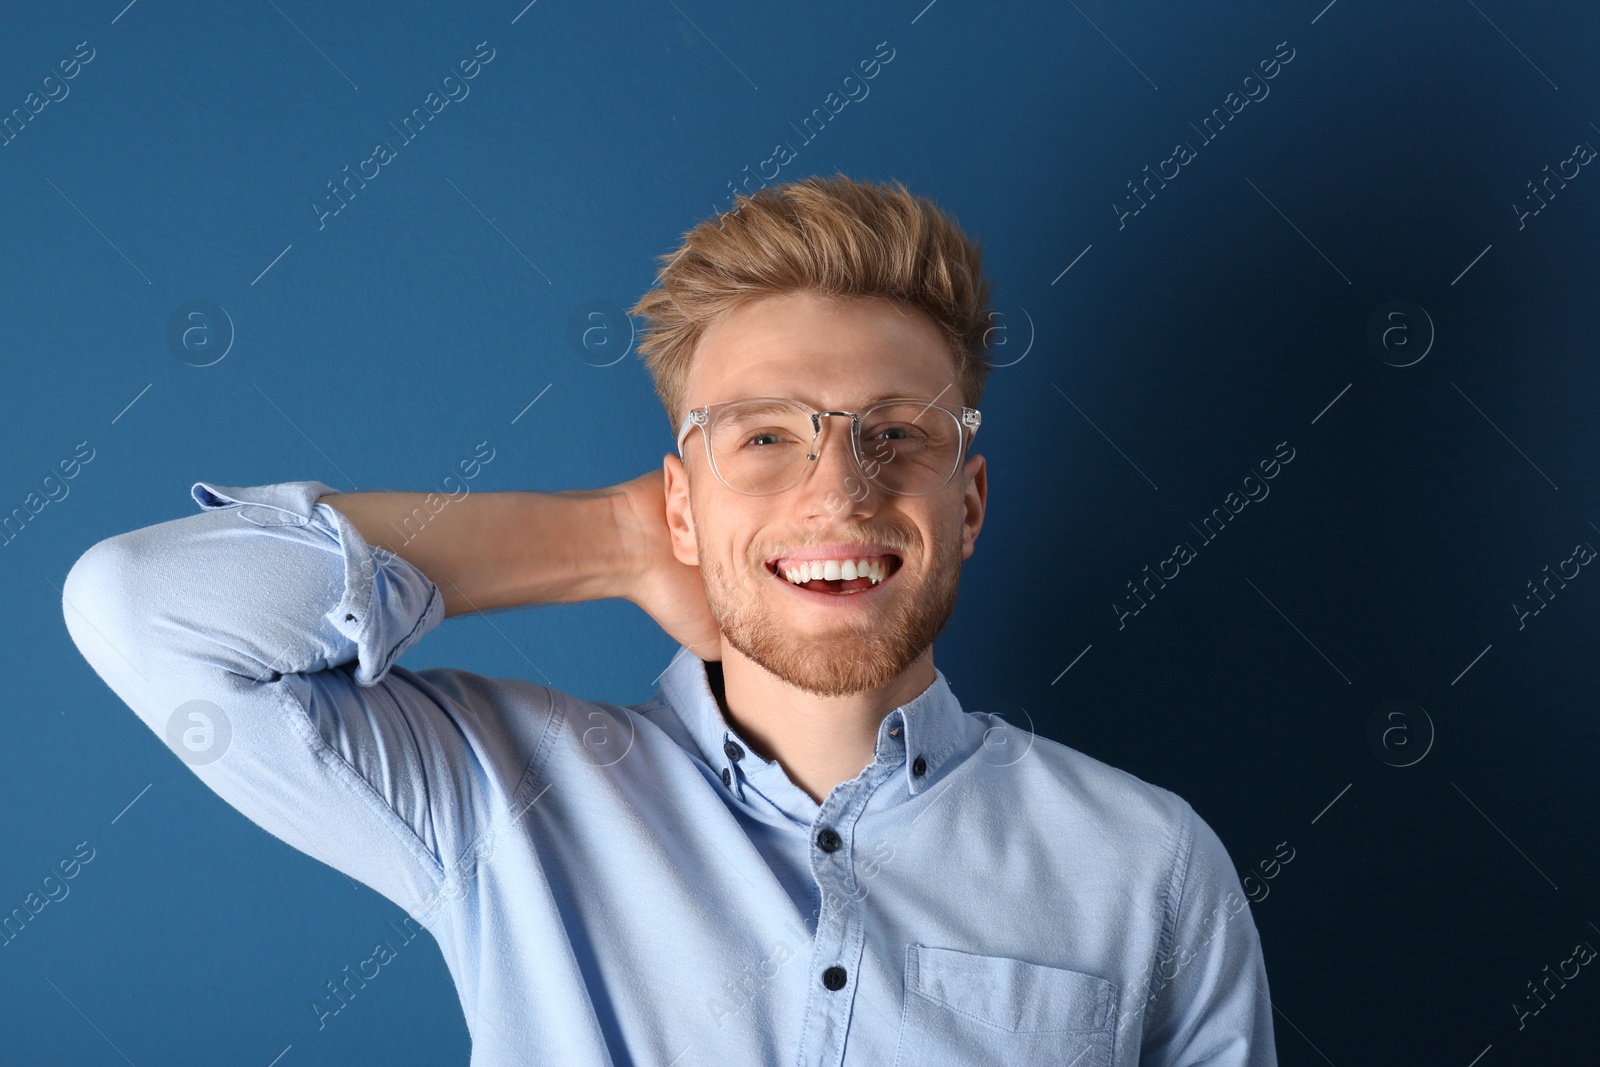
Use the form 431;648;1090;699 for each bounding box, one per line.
63;174;1276;1065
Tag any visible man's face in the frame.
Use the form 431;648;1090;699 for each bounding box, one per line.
662;290;987;697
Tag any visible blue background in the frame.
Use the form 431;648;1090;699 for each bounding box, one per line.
5;0;1598;1063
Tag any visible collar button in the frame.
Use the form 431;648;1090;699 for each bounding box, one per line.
911;755;927;777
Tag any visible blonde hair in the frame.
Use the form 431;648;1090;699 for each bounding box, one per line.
630;173;994;429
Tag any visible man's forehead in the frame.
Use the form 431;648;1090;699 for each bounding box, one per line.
701;384;955;406
687;328;959;410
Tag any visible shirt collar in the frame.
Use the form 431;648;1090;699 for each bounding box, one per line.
653;646;969;823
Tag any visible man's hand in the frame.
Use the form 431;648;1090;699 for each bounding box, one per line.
613;469;723;662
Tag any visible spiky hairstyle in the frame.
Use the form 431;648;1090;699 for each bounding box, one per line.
630;173;994;429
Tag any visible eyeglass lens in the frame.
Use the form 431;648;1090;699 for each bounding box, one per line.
706;399;963;496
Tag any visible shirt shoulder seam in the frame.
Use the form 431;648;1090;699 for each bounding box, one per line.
1150;799;1198;1006
511;683;564;810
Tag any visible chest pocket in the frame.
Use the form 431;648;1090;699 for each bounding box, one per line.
893;945;1118;1067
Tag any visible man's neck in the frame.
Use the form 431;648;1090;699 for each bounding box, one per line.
706;645;937;805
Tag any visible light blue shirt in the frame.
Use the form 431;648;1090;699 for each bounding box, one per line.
62;479;1277;1066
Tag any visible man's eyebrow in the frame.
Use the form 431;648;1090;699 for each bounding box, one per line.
853;391;915;407
719;385;957;409
854;384;956;408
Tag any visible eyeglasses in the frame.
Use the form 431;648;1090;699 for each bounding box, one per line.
675;395;981;497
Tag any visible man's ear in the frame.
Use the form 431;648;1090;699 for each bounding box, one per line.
662;452;700;566
959;452;986;561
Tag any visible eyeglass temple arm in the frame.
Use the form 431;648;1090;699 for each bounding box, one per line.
675;409;707;457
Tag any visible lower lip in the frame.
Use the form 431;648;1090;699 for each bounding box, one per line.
765;562;900;607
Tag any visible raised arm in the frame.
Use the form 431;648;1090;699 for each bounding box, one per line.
316;485;622;617
318;468;720;659
60;468;718;915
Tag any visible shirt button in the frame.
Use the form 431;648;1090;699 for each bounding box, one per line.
721;767;732;787
821;965;848;991
723;739;744;762
815;827;842;853
912;755;927;776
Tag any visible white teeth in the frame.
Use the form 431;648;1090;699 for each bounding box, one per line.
779;557;891;586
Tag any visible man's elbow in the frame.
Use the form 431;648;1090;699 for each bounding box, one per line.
62;533;151;692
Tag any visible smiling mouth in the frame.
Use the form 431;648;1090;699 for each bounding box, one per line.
763;553;903;595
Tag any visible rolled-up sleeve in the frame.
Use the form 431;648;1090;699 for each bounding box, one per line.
61;479;470;916
1136;806;1279;1065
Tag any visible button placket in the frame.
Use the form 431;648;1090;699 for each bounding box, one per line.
794;760;898;1067
719;735;746;793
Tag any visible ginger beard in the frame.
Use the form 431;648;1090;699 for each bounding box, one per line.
695;512;965;698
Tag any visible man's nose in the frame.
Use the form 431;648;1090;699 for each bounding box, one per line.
801;416;877;508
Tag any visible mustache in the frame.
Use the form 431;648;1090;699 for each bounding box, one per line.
753;523;919;562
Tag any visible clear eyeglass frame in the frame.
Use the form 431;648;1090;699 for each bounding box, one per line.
674;395;982;497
